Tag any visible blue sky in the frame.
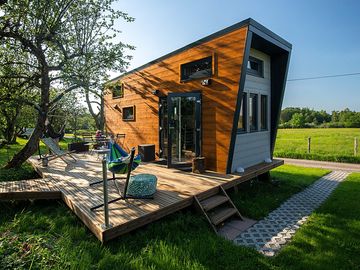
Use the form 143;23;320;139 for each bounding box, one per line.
113;0;360;112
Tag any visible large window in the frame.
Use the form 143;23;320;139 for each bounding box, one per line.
180;56;212;81
237;92;247;132
260;95;268;130
249;93;258;132
247;56;263;77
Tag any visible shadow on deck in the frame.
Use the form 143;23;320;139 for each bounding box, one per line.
0;154;283;242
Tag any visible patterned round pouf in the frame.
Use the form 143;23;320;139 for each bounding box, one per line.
126;174;157;198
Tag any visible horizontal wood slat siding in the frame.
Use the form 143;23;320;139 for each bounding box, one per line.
105;27;248;173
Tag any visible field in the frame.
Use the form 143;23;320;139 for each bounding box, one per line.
274;128;360;163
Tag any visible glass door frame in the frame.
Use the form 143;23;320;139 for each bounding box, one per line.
166;92;202;168
158;97;168;161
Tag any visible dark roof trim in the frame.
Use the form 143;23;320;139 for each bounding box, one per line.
107;18;291;83
249;25;291;52
248;19;292;50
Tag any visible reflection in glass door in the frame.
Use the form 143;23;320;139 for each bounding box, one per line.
167;93;201;167
159;97;168;160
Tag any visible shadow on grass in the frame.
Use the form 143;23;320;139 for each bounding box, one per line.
229;165;330;220
0;165;329;270
0;200;271;270
0;167;358;270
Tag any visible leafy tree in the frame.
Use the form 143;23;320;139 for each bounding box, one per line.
331;111;339;123
280;107;359;128
280;107;301;123
289;113;306;128
0;57;36;143
0;0;133;168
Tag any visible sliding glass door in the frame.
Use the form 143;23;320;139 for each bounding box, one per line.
167;93;201;167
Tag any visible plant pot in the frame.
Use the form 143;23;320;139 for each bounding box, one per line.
68;142;89;153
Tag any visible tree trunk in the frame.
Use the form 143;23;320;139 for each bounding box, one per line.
4;112;46;168
85;89;104;131
1;106;20;144
5;65;50;168
5;124;17;144
99;93;105;132
85;90;99;129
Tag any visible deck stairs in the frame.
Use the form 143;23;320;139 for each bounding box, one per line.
195;186;243;233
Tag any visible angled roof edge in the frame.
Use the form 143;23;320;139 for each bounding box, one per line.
107;18;292;83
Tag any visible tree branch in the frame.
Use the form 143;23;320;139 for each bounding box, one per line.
48;84;80;107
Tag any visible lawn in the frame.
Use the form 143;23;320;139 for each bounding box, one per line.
1;139;359;269
0;138;68;182
275;128;360;163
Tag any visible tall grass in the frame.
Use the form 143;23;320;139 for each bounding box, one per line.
275;128;360;163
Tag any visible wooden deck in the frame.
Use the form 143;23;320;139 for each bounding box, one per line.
0;154;283;242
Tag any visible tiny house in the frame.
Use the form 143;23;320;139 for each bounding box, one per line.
105;18;291;174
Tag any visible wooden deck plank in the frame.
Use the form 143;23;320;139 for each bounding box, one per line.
0;154;283;241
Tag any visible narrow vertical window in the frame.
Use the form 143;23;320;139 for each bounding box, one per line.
237;92;247;132
249;93;258;132
260;95;268;130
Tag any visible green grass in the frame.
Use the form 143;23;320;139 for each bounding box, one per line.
0;162;340;270
1;139;360;269
275;128;360;163
229;165;330;219
274;173;360;269
0;138;68;182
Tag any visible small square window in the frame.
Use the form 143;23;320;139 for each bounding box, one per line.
122;106;135;121
180;56;212;81
247;56;263;77
112;83;124;99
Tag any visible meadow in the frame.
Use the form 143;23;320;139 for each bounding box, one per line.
274;128;360;163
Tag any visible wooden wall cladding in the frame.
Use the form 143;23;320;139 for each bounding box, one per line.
105;26;248;173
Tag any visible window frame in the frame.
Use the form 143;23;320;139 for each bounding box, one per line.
237;92;247;133
260;94;268;131
122;105;135;121
247;56;264;78
180;56;213;82
112;83;124;99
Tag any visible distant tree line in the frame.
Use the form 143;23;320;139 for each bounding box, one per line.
280;107;360;128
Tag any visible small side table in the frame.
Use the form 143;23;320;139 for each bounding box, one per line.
138;144;155;162
192;157;206;174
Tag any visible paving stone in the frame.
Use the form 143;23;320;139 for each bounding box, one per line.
233;171;348;257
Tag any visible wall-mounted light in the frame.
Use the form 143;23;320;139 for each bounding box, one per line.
114;104;122;112
201;79;211;86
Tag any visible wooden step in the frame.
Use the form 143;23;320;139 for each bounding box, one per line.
200;195;229;211
209;207;238;226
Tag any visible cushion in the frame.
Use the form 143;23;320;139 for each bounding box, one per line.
126;174;157;198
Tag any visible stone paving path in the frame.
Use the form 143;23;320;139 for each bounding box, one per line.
234;171;349;256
